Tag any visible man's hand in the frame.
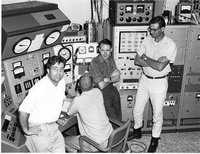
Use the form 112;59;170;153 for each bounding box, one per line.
141;54;147;61
111;69;120;77
158;56;168;62
103;77;111;83
25;125;41;136
57;118;69;126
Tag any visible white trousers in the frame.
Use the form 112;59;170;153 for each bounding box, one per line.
133;74;168;137
25;123;65;153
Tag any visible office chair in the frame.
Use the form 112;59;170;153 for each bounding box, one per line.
79;118;131;152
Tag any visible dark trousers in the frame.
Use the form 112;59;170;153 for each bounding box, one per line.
102;83;122;122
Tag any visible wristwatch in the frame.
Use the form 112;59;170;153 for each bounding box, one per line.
143;56;147;61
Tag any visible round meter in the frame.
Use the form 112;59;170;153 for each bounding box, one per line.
58;47;71;62
13;38;32;54
45;31;61;45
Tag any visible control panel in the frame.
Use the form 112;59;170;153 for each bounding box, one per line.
61;30;87;44
1;112;26;148
147;93;181;129
1;68;16;114
71;42;98;80
168;65;184;93
120;90;136;122
3;48;55;108
1;1;71;152
179;25;200;129
109;0;154;26
113;26;148;90
175;2;192;23
2;1;70;60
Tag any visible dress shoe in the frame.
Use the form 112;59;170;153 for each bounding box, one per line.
147;137;160;153
132;127;142;139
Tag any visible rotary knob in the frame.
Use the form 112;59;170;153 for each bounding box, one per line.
126;17;131;22
120;12;124;16
137;16;143;22
119;17;124;21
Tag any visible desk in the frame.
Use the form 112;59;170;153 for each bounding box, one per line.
58;113;77;133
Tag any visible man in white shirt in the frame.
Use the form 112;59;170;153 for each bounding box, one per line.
132;16;177;152
19;55;67;152
65;73;113;152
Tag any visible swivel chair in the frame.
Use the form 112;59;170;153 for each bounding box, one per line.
79;118;131;152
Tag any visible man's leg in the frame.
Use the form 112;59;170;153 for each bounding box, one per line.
65;135;99;152
148;77;168;152
150;92;166;138
133;75;149;129
65;135;80;152
51;128;65;153
112;86;122;121
25;128;53;152
102;84;119;121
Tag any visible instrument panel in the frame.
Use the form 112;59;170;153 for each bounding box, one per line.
109;0;154;26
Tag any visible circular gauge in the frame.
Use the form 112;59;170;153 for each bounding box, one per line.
13;38;32;54
45;31;61;45
58;47;71;62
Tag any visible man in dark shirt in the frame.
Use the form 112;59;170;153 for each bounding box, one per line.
89;39;122;121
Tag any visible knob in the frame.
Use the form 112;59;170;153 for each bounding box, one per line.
132;17;136;22
126;17;131;22
120;17;124;21
120;12;124;16
137;17;143;22
146;11;150;15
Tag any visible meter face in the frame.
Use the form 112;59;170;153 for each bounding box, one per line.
45;31;61;45
58;47;71;61
13;38;32;53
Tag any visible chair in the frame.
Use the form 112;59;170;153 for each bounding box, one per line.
79;118;131;152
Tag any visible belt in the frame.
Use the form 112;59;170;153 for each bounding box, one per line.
143;73;167;79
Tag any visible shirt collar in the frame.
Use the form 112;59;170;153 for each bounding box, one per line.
98;54;111;63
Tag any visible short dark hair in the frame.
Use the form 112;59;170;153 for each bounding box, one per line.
46;55;66;70
79;73;93;91
149;16;166;28
97;39;112;48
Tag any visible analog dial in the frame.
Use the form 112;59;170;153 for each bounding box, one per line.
13;38;32;54
45;31;61;45
58;47;71;62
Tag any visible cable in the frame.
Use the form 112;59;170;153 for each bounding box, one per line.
128;139;147;153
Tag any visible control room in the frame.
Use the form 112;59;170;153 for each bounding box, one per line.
1;0;200;153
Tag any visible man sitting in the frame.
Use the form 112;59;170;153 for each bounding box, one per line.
64;73;113;152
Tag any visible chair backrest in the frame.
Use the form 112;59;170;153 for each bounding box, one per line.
107;118;131;152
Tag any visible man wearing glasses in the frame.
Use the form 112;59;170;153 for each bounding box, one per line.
132;16;177;152
89;39;122;122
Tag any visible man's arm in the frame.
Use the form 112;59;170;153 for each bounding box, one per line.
98;80;110;90
98;69;121;89
134;53;149;67
19;111;40;135
141;54;170;71
110;69;120;83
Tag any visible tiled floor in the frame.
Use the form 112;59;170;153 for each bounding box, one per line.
127;131;200;153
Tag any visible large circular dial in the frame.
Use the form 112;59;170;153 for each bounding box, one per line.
58;47;71;62
45;31;61;45
13;38;32;54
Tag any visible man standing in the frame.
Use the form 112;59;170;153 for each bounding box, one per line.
19;56;67;152
89;39;122;121
132;16;177;152
65;73;113;152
